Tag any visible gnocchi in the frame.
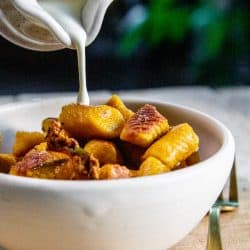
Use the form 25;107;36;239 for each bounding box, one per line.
0;96;200;180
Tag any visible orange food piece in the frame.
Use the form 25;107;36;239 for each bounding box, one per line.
12;131;45;157
120;104;169;147
106;95;134;121
0;153;16;173
138;156;169;176
142;123;199;170
10;150;87;180
89;159;130;180
59;104;125;139
99;164;130;180
83;139;123;165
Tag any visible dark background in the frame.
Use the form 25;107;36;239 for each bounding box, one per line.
0;0;249;95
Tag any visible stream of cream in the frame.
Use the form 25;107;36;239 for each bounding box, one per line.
39;0;89;104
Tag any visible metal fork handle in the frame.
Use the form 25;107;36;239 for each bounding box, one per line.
229;158;238;202
206;205;222;250
206;156;239;250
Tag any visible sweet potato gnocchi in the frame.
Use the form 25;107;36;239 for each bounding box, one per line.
0;96;200;180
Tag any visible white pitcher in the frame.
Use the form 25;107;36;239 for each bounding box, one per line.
0;0;114;51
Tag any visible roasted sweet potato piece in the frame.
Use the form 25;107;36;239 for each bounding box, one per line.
118;141;145;169
142;123;199;170
10;150;69;177
120;104;169;147
10;150;87;179
137;156;170;176
89;157;130;180
0;153;16;173
12;131;45;157
106;95;134;121
83;139;123;165
98;164;130;180
59;104;125;139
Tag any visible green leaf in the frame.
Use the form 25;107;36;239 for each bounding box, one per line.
205;19;228;58
117;24;146;57
146;7;191;45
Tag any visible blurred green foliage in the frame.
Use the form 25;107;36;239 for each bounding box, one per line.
118;0;249;84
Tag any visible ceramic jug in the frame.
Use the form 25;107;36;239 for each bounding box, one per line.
0;0;113;51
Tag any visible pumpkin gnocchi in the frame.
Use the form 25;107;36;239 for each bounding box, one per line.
0;96;200;180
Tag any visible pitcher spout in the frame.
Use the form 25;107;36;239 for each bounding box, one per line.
81;0;115;46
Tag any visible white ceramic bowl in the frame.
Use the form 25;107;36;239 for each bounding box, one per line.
0;98;235;250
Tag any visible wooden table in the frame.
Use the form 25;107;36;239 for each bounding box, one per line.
0;87;249;249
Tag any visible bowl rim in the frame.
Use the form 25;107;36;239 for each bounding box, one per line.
0;97;235;189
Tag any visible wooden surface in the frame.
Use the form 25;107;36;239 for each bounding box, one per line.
0;87;250;250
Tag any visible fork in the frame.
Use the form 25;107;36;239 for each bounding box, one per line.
206;157;239;250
